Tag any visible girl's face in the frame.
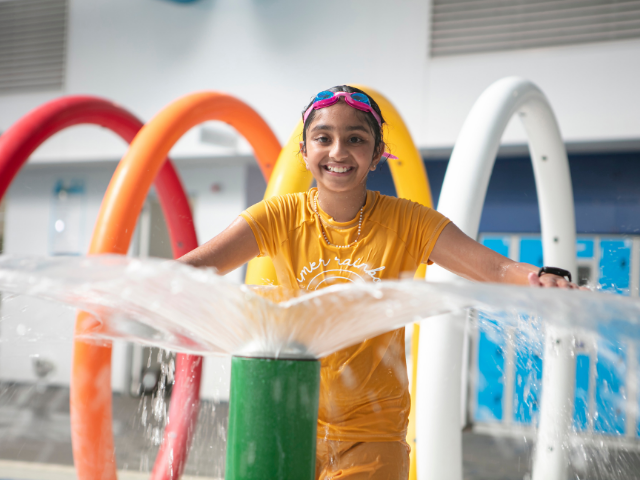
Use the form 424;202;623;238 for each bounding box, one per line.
301;101;381;195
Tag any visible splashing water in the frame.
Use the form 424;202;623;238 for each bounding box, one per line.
0;255;638;360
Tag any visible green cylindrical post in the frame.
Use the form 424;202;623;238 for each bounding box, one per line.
225;356;321;480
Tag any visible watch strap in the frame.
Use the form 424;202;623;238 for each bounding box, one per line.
538;266;572;283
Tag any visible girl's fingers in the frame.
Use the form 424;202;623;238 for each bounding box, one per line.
528;272;542;287
532;273;580;289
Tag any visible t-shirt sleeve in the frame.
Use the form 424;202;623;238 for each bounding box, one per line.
239;197;286;258
406;203;451;265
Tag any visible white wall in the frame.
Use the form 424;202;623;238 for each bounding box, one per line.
180;162;248;255
424;39;640;148
0;0;432;162
1;0;638;165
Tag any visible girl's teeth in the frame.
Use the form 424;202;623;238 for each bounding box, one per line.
328;166;349;173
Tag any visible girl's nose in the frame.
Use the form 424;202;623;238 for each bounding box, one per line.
330;139;349;160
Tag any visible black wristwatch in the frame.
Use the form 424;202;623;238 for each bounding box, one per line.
538;266;572;283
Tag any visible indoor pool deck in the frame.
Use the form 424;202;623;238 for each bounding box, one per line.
1;383;639;480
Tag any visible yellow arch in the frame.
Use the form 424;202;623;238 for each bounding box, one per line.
244;86;432;479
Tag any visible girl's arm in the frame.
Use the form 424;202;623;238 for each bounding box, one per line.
177;217;260;275
429;223;576;288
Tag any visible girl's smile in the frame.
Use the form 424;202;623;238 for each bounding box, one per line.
323;164;354;174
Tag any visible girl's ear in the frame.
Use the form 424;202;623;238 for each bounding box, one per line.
370;143;384;171
299;141;310;170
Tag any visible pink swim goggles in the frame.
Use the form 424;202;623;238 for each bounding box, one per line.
303;90;383;126
303;90;397;160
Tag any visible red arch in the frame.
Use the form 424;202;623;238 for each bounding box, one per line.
0;96;201;480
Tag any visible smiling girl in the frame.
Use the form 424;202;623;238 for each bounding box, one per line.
179;85;576;479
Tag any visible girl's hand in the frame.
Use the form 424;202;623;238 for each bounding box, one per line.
527;271;579;289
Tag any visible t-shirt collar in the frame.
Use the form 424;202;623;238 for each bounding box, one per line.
308;188;377;228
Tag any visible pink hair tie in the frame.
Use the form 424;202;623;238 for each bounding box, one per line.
381;152;398;160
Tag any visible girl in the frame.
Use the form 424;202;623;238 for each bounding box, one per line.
179;85;576;479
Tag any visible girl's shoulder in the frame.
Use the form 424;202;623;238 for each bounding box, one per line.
373;192;433;214
257;191;312;224
370;192;445;229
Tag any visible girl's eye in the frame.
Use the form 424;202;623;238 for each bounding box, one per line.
314;135;329;143
349;136;363;143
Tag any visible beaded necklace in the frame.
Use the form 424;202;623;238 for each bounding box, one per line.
312;191;365;249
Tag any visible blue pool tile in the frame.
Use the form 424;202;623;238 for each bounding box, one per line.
576;239;594;259
475;313;506;422
594;340;627;435
513;338;543;425
599;239;631;295
482;236;510;257
519;238;543;268
573;354;590;431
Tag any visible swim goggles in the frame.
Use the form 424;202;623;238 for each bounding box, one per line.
303;90;397;160
303;91;383;126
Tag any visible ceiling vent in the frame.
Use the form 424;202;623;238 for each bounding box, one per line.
0;0;67;94
431;0;640;57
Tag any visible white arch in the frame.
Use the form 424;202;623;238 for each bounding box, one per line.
417;77;577;480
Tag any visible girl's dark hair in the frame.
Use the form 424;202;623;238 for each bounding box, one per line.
301;85;386;157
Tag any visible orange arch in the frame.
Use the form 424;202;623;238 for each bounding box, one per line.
72;91;281;480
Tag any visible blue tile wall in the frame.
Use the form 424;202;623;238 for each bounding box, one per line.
482;236;510;258
513;336;542;425
474;237;511;422
520;238;543;268
574;354;590;431
594;340;627;435
513;240;544;426
599;239;631;295
472;235;636;439
577;239;594;259
476;317;506;422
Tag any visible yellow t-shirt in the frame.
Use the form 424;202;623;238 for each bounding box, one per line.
240;188;450;442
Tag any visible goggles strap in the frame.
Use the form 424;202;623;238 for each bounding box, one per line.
303;91;382;126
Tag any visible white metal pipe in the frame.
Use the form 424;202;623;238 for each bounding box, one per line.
417;77;577;480
534;326;576;478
